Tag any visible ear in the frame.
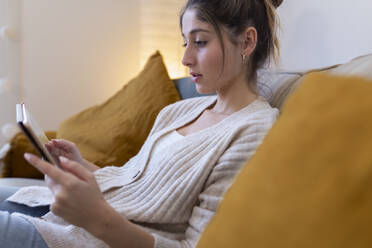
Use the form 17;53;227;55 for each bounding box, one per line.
241;26;257;57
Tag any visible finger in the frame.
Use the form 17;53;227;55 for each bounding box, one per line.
59;156;92;182
44;174;53;187
45;143;51;152
24;153;71;185
51;139;62;145
45;144;61;160
46;142;60;153
44;175;59;193
53;139;73;148
50;140;71;154
50;139;64;150
45;143;55;153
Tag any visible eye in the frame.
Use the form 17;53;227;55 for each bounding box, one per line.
182;42;187;47
194;40;207;47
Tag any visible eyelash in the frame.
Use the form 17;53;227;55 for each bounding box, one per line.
195;40;207;47
182;40;208;48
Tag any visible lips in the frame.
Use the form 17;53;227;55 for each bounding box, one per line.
190;72;202;82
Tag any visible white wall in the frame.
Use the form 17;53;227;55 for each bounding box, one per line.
1;0;372;147
20;0;141;132
277;0;372;71
0;0;20;146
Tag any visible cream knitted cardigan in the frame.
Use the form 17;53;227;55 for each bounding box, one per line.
8;96;278;248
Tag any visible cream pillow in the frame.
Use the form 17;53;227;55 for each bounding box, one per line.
262;53;372;111
257;69;302;109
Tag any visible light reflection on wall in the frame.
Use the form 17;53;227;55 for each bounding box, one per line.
140;0;188;79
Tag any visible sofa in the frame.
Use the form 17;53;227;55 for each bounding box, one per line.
0;52;371;182
1;51;372;247
0;50;303;184
0;52;214;184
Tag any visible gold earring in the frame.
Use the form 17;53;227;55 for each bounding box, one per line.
242;54;247;64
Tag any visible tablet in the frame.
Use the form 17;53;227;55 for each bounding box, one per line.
16;103;60;167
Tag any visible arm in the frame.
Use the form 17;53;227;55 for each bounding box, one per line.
86;111;276;248
24;110;276;248
89;204;154;248
24;153;154;248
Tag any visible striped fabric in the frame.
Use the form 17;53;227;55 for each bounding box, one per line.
9;96;278;248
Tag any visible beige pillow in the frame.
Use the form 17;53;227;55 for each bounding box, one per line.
263;53;372;111
328;53;372;78
257;69;302;109
57;51;180;167
198;73;372;248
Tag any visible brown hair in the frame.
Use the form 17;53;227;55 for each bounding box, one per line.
180;0;281;90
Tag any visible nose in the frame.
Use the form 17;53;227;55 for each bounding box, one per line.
182;45;195;68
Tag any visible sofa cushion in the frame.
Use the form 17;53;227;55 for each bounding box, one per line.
0;178;46;188
197;73;372;248
263;53;372;111
173;69;304;109
257;69;303;110
328;53;372;78
173;77;208;99
56;51;180;168
1;131;56;178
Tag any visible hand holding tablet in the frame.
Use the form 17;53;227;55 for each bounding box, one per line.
16;103;60;168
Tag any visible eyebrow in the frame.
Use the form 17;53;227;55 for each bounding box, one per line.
182;28;210;37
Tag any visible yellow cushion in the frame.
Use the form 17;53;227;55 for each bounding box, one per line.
1;131;57;178
198;73;372;248
57;51;180;167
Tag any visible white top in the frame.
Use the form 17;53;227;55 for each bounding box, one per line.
8;96;279;248
150;130;184;160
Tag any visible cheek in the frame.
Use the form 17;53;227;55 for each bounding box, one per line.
219;45;243;81
224;54;242;76
199;48;224;77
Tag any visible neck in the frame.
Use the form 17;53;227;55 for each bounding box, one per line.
211;76;258;115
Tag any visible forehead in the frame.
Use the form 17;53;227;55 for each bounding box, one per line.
181;9;212;36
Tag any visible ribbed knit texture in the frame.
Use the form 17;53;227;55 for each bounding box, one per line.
8;96;278;248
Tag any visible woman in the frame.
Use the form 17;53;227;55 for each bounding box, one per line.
0;0;280;247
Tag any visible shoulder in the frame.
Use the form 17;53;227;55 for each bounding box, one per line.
212;100;278;173
233;97;279;131
220;98;278;154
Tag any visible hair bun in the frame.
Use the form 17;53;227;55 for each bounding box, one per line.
271;0;283;8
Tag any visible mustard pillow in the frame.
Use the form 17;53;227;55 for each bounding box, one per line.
1;131;57;178
57;51;180;167
198;73;372;248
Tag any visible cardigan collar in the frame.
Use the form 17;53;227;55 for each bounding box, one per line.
135;96;269;180
97;96;270;191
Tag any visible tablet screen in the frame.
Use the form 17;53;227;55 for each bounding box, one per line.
22;105;50;146
16;103;59;167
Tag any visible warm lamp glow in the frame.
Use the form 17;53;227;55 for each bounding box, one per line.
140;58;188;79
166;61;188;79
140;0;188;79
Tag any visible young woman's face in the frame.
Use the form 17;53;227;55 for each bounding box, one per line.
181;9;244;94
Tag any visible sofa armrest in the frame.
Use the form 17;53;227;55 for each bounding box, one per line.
0;131;57;179
0;178;46;187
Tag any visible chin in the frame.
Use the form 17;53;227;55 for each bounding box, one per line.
195;85;216;95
